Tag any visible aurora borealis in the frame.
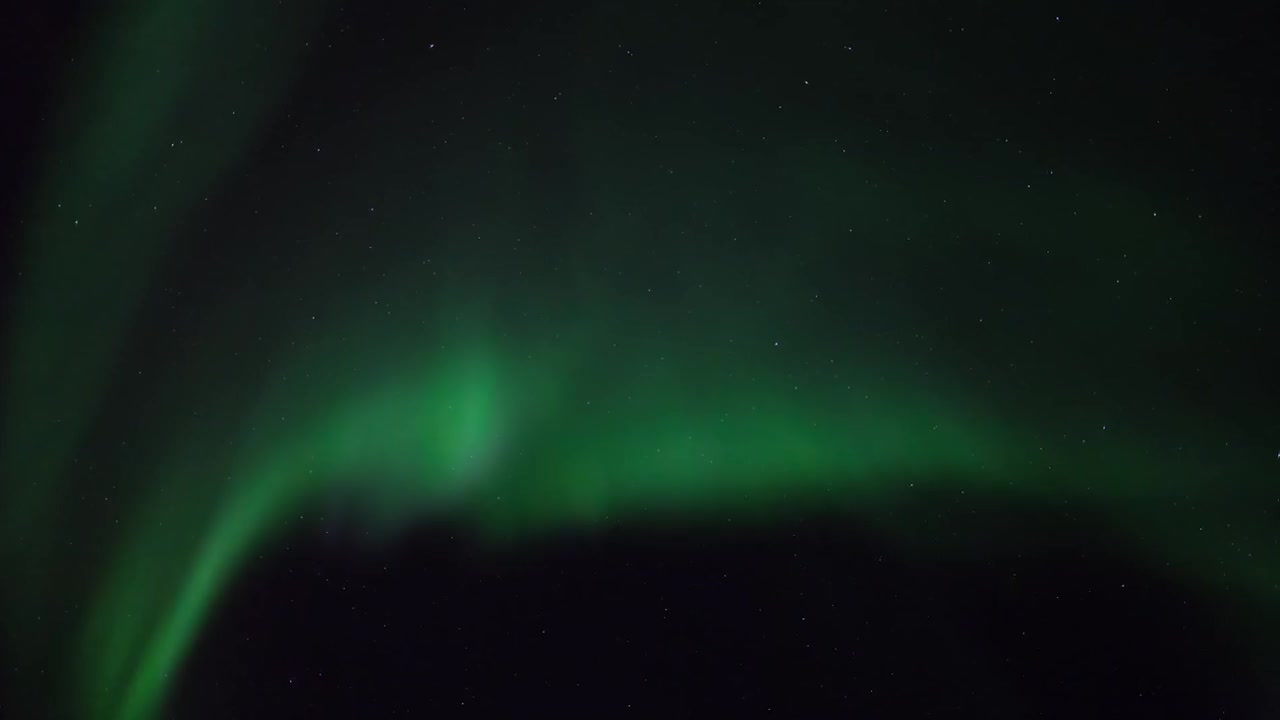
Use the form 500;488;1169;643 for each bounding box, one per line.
3;1;1278;717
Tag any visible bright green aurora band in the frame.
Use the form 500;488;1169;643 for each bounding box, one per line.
3;2;1276;719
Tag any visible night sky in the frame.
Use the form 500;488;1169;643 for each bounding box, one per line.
3;1;1278;718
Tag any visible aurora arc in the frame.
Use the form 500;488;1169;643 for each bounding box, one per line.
3;2;1277;719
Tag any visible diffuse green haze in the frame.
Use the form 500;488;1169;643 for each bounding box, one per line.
3;3;1276;720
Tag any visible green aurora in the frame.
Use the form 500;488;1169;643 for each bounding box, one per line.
3;2;1276;719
